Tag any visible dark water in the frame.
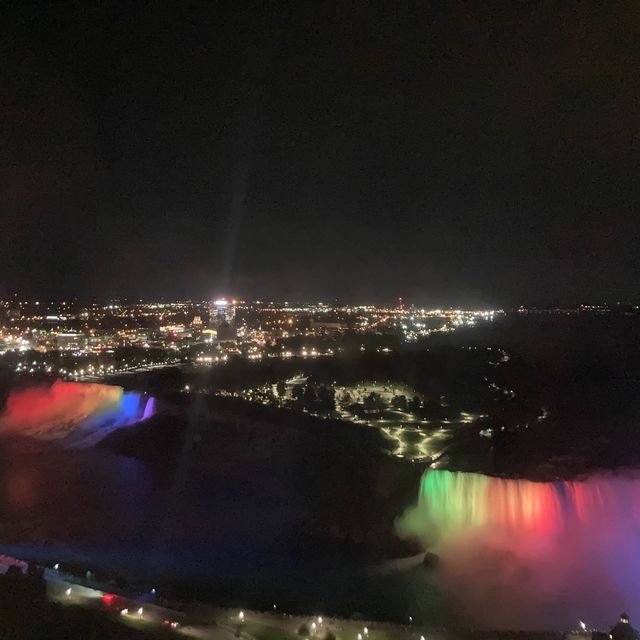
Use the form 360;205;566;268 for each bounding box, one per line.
0;436;290;571
0;437;154;543
0;434;451;625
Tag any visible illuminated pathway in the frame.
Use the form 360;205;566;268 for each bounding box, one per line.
334;384;465;462
236;378;484;462
379;424;450;461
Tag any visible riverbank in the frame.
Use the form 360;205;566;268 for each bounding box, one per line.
0;556;569;640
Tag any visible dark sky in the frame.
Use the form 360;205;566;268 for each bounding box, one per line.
2;1;639;306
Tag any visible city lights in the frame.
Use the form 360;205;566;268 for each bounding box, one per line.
0;297;502;377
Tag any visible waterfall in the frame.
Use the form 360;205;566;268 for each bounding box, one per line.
0;381;155;446
142;396;156;421
397;469;640;629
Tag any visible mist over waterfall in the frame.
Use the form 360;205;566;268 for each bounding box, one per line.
397;469;640;629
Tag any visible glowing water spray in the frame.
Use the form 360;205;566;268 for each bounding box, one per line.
397;469;640;628
0;381;155;447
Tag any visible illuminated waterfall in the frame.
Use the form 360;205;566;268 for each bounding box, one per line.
142;396;156;420
0;380;155;447
397;469;640;629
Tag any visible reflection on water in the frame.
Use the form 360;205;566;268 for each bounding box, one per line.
0;437;154;542
6;467;38;510
0;436;299;577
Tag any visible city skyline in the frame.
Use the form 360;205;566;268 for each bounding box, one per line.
3;293;639;311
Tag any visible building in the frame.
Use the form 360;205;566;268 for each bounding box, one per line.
56;332;87;351
310;319;346;332
216;321;237;343
210;298;235;327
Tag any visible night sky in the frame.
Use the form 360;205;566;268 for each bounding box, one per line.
2;1;639;306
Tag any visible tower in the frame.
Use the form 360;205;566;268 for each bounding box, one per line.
210;298;235;327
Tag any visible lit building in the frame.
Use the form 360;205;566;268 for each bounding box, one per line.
311;319;346;332
56;332;87;351
210;298;235;327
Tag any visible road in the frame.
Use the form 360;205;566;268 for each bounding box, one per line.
46;574;232;639
44;570;437;640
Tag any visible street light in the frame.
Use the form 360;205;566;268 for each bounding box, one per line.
239;611;245;622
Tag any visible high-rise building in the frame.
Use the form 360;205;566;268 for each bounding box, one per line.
210;298;235;327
